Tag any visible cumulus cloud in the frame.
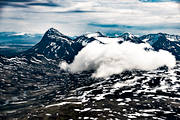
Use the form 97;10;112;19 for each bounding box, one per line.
60;40;176;78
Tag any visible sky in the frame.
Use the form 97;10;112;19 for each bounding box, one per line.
0;0;180;36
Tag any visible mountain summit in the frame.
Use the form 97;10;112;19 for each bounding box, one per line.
46;28;64;37
20;28;76;63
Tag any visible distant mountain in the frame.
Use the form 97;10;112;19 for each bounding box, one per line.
140;33;180;60
0;32;42;45
72;32;105;52
119;32;143;43
0;32;42;57
74;32;105;46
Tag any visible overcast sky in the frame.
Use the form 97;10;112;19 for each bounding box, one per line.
0;0;180;36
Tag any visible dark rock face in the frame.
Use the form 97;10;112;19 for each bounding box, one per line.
147;77;162;87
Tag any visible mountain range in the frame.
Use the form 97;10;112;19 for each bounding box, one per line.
0;32;42;57
17;28;180;63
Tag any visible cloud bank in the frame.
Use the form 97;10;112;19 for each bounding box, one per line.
60;40;176;78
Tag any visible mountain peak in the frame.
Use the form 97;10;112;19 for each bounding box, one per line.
85;32;104;38
39;28;69;43
95;31;104;36
120;32;134;39
20;28;75;63
45;28;64;37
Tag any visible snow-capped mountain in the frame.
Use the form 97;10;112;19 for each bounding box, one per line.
19;28;77;63
140;33;180;60
119;32;143;43
74;32;104;46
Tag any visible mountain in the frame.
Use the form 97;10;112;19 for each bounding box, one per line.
19;28;77;63
119;32;143;43
74;32;105;46
71;32;105;54
140;33;180;60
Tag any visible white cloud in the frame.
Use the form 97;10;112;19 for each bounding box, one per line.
60;40;176;78
29;1;96;12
